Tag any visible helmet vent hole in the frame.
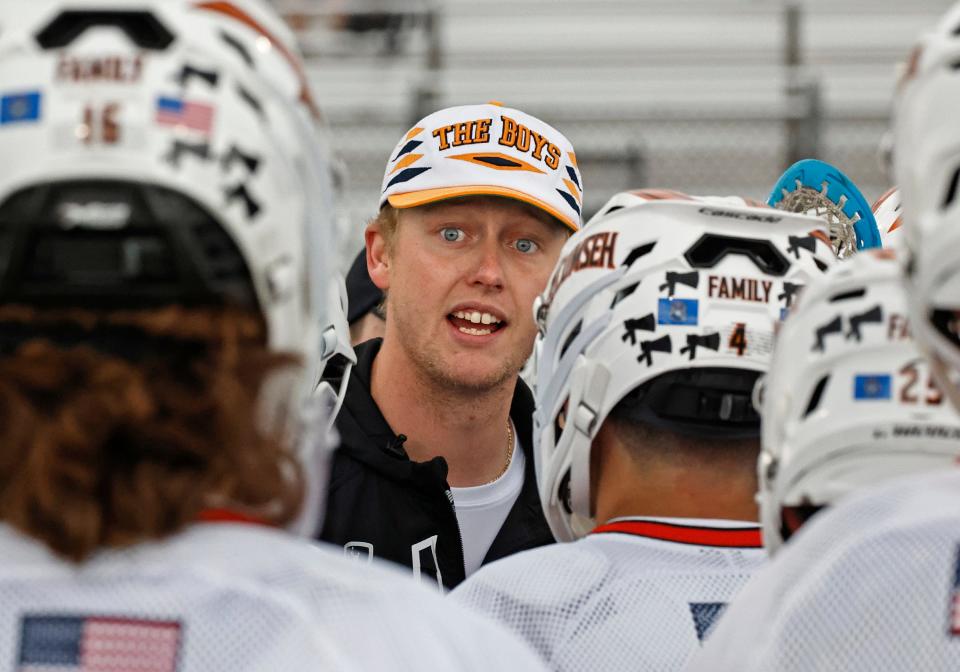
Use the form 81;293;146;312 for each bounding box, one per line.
942;165;960;209
609;282;639;309
220;30;255;68
685;234;790;276
558;469;573;515
35;10;175;50
559;320;582;358
603;205;625;216
828;288;866;303
803;374;830;418
622;242;657;268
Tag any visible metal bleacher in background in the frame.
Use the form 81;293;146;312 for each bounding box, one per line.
272;0;953;265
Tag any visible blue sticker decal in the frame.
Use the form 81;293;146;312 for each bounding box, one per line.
853;374;891;400
658;298;698;326
0;91;41;125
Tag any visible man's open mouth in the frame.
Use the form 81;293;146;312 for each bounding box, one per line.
447;310;507;336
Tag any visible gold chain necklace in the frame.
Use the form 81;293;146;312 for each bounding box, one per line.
484;419;514;485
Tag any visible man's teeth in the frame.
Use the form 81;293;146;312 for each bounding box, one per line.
453;310;502;326
459;326;493;336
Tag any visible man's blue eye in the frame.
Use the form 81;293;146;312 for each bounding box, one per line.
441;228;464;242
516;239;539;254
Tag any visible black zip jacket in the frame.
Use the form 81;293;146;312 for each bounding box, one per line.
318;339;555;589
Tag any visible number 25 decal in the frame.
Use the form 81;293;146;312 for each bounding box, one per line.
898;362;943;406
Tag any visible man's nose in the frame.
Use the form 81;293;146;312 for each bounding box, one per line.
467;239;505;289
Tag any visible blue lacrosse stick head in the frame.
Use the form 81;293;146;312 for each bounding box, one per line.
768;159;883;252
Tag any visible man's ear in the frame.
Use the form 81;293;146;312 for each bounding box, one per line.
366;224;390;291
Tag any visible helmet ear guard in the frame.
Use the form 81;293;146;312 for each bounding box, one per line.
568;362;611;523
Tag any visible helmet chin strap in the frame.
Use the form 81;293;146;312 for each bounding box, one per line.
285;383;339;538
570;363;611;527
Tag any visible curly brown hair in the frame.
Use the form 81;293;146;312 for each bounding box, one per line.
0;305;304;562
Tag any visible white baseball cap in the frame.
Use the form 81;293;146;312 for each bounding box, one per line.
380;102;582;232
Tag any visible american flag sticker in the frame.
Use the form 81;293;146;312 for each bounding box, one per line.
155;96;214;134
17;614;181;671
950;545;960;637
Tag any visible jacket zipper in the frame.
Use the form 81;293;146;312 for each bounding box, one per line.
445;487;466;581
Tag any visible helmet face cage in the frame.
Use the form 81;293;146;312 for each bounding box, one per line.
894;5;960;416
759;250;960;555
534;199;835;542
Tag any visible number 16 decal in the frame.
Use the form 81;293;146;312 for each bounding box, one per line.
81;103;121;145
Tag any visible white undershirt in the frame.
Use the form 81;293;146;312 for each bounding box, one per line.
450;424;525;577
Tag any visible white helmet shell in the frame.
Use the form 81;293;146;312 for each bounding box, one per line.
534;197;835;541
0;9;339;533
759;249;960;554
893;2;960;412
872;187;904;250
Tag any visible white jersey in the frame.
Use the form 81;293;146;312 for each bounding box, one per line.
451;516;765;672
685;469;960;672
0;521;548;672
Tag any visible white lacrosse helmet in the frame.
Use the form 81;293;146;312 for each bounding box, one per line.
893;3;960;413
533;197;835;541
0;0;317;119
758;249;960;554
872;187;904;250
0;15;337;533
584;189;769;227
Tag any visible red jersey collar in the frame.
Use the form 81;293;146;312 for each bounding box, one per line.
591;518;762;548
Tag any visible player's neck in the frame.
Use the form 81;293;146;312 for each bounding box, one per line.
593;437;759;525
370;334;516;487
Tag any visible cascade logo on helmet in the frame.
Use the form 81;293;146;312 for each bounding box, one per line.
699;207;781;224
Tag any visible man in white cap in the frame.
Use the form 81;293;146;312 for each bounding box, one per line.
319;103;582;589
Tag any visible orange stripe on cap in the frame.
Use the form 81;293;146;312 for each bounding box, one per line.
405;126;425;140
193;1;321;120
591;520;763;548
563;178;582;204
567;152;578;167
390;153;424;175
388;185;578;233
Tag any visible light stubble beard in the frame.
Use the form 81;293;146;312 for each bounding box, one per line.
391;298;530;399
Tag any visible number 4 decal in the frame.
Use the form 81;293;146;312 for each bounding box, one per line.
729;322;747;356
